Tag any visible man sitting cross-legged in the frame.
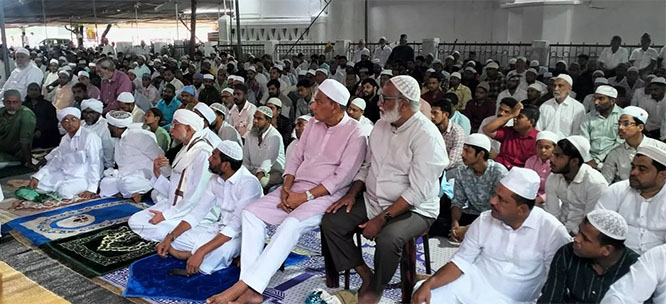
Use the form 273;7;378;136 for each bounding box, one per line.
155;141;262;275
99;110;163;203
128;109;213;242
206;79;366;304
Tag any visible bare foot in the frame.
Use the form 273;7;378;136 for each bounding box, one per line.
131;193;142;203
231;288;263;304
355;264;373;296
206;281;249;304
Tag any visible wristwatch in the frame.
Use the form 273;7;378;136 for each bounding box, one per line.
305;190;315;201
383;211;393;223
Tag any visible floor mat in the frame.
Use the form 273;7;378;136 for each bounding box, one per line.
0;194;88;225
5;198;144;246
40;223;157;277
0;260;69;303
122;253;307;302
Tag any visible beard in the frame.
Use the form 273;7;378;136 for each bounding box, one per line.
209;164;223;175
379;104;401;123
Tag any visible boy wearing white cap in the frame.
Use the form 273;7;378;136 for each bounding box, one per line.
545;136;608;234
117;91;145;123
579;85;623;168
601;106;666;183
285;115;311;166
128;109;213;242
539;209;639;303
413;167;571;304
596;145;666;254
29;107;103;200
155;141;263;276
99;111;162;202
525;130;558;205
81;98;115;168
447;72;472;110
346;97;374;136
243;105;285;189
537;74;586;138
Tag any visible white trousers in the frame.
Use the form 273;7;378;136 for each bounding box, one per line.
239;210;322;293
128;208;181;242
36;171;87;199
413;264;512;304
99;174;152;198
171;224;241;274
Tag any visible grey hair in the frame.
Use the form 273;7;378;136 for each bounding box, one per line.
3;89;21;100
97;58;115;71
406;97;420;112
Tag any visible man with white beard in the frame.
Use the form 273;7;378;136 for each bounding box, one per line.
1;48;44;100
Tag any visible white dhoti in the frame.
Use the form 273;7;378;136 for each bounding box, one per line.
413;264;512;304
99;169;152;198
171;224;241;274
128;208;181;242
239;210;322;293
36;171;88;199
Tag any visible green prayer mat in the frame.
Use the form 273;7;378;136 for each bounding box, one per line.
40;223;157;277
15;187;61;203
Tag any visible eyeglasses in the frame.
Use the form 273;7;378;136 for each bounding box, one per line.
379;94;402;103
618;121;637;127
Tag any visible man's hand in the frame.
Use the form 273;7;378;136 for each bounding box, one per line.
280;186;290;205
326;194;356;213
153;155;169;177
359;216;385;240
411;281;432;304
79;191;98;200
156;236;172;257
510;102;524;118
186;252;204;275
285;191;307;209
149;210;165;225
28;177;39;189
255;172;265;181
451;225;469;242
587;160;598;169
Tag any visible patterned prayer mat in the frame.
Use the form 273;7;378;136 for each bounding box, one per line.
0;260;70;304
40;223;157;277
5;198;144;246
0;193;87;224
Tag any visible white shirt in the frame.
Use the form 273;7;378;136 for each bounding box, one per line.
114;127;162;179
601;136;666;183
1;63;44;100
355;112;449;219
181;166;263;239
357;115;374;137
217;121;243;148
130;105;145;123
544;164;609;233
242;125;285;175
33;127;103;193
632;93;666;132
596;180;666;254
83;117;115;169
537;95;586;138
496;88;528;112
598;47;629;70
373;45;393;67
602;244;666;304
352;47;370;64
450;208;571;303
229;101;257;138
285;137;299;167
629;47;658;70
201;128;222;148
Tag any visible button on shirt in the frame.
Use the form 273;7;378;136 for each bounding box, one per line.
450;207;571;303
451;160;508;215
601;244;666;304
243;124;285;175
230;101;257;139
630;47;658;70
580;105;623;163
601;136;666;183
537;95;586;138
545;164;609;233
596;180;666;254
493;126;538;169
355;112;449;219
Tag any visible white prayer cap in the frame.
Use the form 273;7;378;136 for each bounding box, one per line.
595;85;617;98
526;68;537;75
441;71;451;79
267;97;282;108
81;98;103;114
380;69;393;76
350;98;366;111
445;55;454;61
210;103;228;117
88;62;96;68
647;74;657;81
57;107;81;122
274;64;284;71
593;70;605;77
500;167;540;200
257;106;274;119
247;66;257;73
651;77;666;85
194;103;216;124
221;87;234;95
466;61;476;67
77;71;90;78
594;77;609;85
68;63;76;68
388;75;421;102
173;109;204;132
426;68;435;73
15;47;29;56
486;62;499;69
536;130;559;144
637;145;666;167
117;92;135;104
360;49;370;56
296;115;312;123
586;209;628;241
49;58;59;65
371;58;381;64
622;106;648;123
217;140;243;161
57;69;70;76
555;74;573;87
557;60;567;66
627;66;640;73
464;133;491;152
106;110;133;128
298;70;307;76
318;79;351;106
508;58;517;65
450;72;462;79
433;59;443;65
565;135;591;162
235;75;245;83
530;60;539;67
453;50;461;55
306;69;316;76
379;36;387;41
315;68;329;76
203;74;214;80
517;56;527;62
528;83;543;92
485;59;494;64
464;67;477;74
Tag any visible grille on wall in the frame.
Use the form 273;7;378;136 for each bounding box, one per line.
230;27;309;41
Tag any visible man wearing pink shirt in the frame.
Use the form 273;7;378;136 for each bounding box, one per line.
207;79;367;304
97;58;132;114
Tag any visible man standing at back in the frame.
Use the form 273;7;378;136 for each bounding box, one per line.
386;34;414;67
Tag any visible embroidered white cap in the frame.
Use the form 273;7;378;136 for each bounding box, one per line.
586;209;628;240
621;106;648;123
637;145;666;167
106;110;133;128
217;140;243;161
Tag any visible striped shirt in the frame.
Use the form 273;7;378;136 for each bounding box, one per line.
538;243;639;303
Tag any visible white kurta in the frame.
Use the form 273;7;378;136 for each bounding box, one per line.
1;63;44;100
433;208;571;303
544;164;609;234
357;115;374;137
99;127;162;198
171;167;263;274
596;180;666;254
632;94;665;132
32;127;103;199
217;121;243;147
128;133;213;242
83;117;115;168
201;128;222;148
537;95;586;138
242;125;285;176
601;244;666;304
